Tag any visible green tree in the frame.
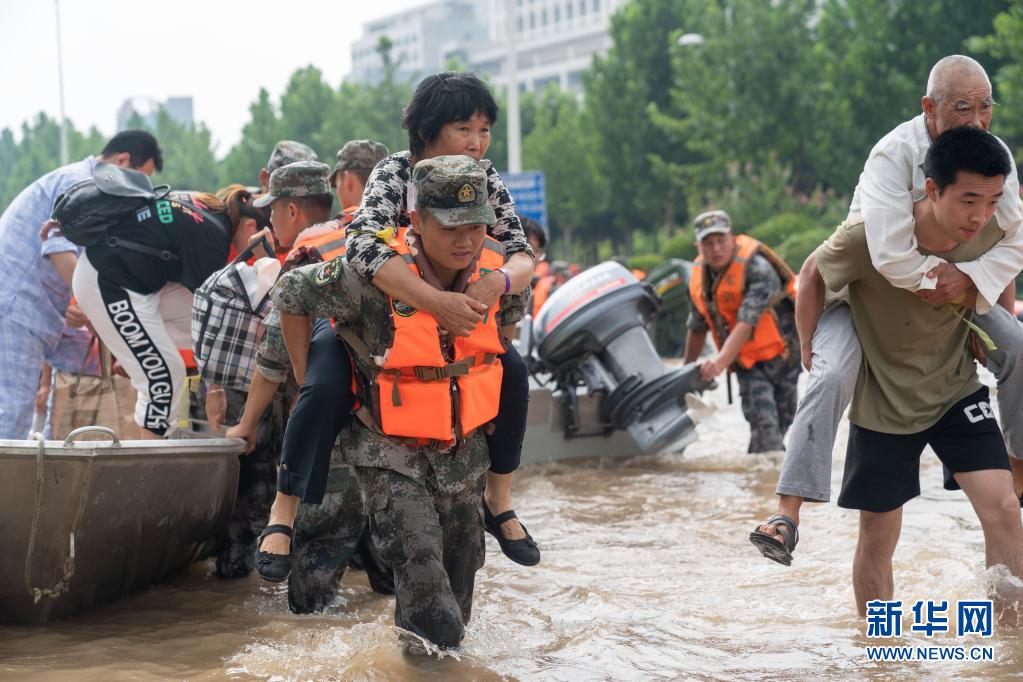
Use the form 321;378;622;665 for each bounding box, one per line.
814;0;1008;190
522;86;607;259
973;3;1023;154
0;114;106;214
125;109;219;192
317;37;412;161
278;65;338;160
657;0;826;202
585;0;694;252
218;88;280;187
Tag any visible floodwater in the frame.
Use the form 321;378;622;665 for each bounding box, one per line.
2;375;1022;681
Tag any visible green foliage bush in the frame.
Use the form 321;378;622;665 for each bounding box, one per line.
627;253;666;273
662;231;697;261
776;227;833;271
748;212;820;249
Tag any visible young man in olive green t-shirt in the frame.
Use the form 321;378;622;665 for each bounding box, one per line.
813;127;1023;617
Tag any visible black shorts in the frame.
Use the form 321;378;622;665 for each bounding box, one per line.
837;387;1009;513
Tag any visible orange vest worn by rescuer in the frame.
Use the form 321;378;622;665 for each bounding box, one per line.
532;275;555;316
286;206;357;263
688;234;796;370
342;228;506;446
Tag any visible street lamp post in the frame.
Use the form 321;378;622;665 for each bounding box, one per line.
505;0;522;173
55;0;68;165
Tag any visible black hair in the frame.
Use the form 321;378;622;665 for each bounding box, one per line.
291;194;334;215
101;130;163;172
403;72;499;159
522;217;546;249
923;126;1011;194
340;167;373;187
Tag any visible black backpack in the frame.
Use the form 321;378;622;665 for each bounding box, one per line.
51;165;178;261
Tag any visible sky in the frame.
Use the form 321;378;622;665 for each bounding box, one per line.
0;0;427;154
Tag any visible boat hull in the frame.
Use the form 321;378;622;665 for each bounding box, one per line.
521;385;696;466
0;436;243;625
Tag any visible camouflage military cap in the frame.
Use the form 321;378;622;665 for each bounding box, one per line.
693;210;732;241
329;139;389;184
253;160;332;207
266;140;318;173
411;155;496;227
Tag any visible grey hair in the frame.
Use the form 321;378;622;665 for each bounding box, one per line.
926;55;991;103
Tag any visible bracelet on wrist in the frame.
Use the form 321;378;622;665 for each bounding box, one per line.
496;268;511;294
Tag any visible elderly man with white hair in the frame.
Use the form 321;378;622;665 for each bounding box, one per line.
750;55;1023;566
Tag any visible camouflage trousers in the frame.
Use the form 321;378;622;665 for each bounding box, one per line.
289;464;394;614
355;466;486;649
735;353;802;454
215;387;288;579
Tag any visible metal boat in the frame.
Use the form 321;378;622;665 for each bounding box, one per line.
1;427;244;625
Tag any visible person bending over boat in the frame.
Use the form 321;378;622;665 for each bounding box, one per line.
1;130;162;440
809;127;1023;618
750;55;1023;566
72;184;265;439
273;155;511;649
255;72;540;576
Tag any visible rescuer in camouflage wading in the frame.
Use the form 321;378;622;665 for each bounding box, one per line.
273;154;520;649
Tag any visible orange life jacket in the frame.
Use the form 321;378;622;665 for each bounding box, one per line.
688;234;796;370
532;275;555;316
345;229;506;446
286;206;356;263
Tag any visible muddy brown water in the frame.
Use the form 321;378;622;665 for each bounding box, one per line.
1;376;1021;680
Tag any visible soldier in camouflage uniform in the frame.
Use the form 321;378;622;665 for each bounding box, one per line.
224;162;391;606
273;155;520;648
683;210;801;453
344;73;540;566
259;140;318;193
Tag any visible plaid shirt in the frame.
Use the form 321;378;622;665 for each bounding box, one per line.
191;263;272;391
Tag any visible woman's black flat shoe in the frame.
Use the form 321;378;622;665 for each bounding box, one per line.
483;502;540;566
255;524;294;582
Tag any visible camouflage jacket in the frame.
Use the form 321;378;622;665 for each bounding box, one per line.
255;307;289;383
345;151;533;310
254;213;350;384
271;232;508;493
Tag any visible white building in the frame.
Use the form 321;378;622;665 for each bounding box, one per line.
349;0;488;84
473;0;626;94
349;0;626;95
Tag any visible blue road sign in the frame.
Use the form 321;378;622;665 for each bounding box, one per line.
502;171;548;232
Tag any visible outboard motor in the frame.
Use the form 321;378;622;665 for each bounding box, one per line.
530;262;709;453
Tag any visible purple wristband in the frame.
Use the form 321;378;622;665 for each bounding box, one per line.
497;268;511;294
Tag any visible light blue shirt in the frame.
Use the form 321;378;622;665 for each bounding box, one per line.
0;156;96;347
